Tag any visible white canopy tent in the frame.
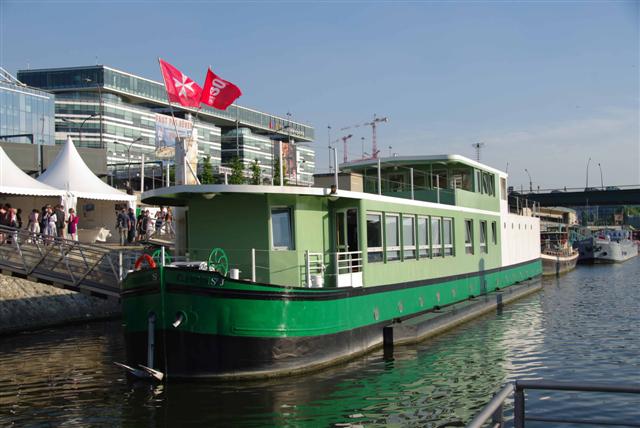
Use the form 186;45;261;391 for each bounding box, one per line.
36;137;136;242
0;147;64;197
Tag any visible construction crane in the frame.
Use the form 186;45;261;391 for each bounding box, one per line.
340;114;389;159
341;134;353;163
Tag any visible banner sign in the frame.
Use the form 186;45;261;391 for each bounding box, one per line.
155;113;193;158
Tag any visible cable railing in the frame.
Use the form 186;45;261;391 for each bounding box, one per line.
467;380;640;428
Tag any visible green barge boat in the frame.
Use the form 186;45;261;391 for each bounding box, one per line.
122;155;542;379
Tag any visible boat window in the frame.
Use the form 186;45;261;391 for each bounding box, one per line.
418;216;430;258
366;212;383;263
500;178;507;200
271;207;294;250
402;215;416;260
491;221;497;245
451;169;472;191
464;219;474;255
433;170;448;189
480;221;488;254
431;217;442;257
385;214;400;261
443;218;454;256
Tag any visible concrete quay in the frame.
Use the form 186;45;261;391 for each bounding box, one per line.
0;273;120;335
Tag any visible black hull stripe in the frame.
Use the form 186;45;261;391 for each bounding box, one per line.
122;258;541;301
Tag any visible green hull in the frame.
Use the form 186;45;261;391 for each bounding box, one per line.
122;258;541;378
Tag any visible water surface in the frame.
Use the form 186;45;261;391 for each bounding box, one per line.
1;260;638;427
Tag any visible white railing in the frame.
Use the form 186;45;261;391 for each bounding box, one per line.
304;251;325;288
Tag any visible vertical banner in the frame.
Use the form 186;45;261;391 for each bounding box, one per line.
154;113;193;158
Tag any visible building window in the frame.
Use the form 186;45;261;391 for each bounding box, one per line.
367;212;383;263
480;221;488;254
271;207;294;250
418;216;430;258
385;214;400;261
431;217;442;257
464;219;474;255
402;215;416;260
491;221;497;245
443;218;454;256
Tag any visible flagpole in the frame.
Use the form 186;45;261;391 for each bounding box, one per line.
157;58;182;140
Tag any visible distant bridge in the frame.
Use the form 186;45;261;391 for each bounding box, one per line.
512;185;640;207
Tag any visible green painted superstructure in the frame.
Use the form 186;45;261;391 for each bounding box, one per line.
122;154;541;378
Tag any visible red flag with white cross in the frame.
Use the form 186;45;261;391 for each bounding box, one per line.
158;59;202;107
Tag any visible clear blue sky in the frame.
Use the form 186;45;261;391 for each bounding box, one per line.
1;0;638;189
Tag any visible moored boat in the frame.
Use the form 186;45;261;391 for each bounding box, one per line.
121;155;542;379
536;207;579;275
592;229;638;263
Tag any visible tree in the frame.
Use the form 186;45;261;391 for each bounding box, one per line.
201;156;214;184
273;158;288;186
250;159;261;185
229;157;245;184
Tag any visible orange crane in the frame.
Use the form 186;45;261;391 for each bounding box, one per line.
340;114;389;159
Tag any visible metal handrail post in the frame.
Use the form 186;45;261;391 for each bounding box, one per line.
305;250;311;287
410;167;414;200
514;383;525;428
251;248;256;282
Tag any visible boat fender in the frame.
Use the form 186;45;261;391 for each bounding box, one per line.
135;254;157;271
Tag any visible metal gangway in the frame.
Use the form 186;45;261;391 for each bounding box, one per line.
0;225;137;299
467;380;640;428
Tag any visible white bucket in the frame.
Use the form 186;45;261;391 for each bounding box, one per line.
229;268;240;279
310;274;324;288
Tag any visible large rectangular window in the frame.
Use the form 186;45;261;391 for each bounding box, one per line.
464;219;474;254
418;216;430;258
431;217;442;257
402;215;416;260
480;221;488;253
385;214;400;261
271;208;294;250
367;212;383;263
443;218;454;256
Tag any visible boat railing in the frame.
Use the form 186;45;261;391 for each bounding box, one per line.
466;380;640;428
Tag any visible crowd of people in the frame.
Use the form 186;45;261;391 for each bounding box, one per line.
0;203;79;243
116;206;174;246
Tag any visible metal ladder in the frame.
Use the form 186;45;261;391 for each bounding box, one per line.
0;225;136;299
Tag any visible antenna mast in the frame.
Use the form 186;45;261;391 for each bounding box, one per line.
471;142;485;162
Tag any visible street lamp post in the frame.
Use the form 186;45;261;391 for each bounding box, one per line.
84;77;103;148
586;157;592;189
524;168;532;193
114;137;143;189
598;163;604;190
61;114;97;146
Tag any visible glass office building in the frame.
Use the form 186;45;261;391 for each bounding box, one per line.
0;69;55;146
17;65;315;186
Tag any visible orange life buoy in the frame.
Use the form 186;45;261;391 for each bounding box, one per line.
135;254;157;270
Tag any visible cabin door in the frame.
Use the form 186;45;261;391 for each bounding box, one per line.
335;208;363;287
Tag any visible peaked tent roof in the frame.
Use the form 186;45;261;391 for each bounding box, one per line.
37;137;136;201
0;147;64;196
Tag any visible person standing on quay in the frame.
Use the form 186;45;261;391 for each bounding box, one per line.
116;208;129;246
55;205;66;239
27;209;40;242
66;208;79;241
47;206;58;241
127;208;136;244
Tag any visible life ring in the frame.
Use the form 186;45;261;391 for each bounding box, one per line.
135;254;157;270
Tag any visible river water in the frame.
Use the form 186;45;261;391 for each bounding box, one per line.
1;260;639;427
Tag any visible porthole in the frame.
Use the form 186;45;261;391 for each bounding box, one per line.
373;307;379;321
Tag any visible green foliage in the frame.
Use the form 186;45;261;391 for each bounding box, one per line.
229;157;245;185
201;156;214;184
250;159;262;185
273;158;288;186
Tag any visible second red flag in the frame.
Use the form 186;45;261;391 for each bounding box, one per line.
200;68;242;110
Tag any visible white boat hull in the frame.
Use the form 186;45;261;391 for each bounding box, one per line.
593;239;638;263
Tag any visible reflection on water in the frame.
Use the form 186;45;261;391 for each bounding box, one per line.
1;260;639;427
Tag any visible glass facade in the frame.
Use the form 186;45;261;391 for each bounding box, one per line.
0;81;55;145
17;65;315;185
